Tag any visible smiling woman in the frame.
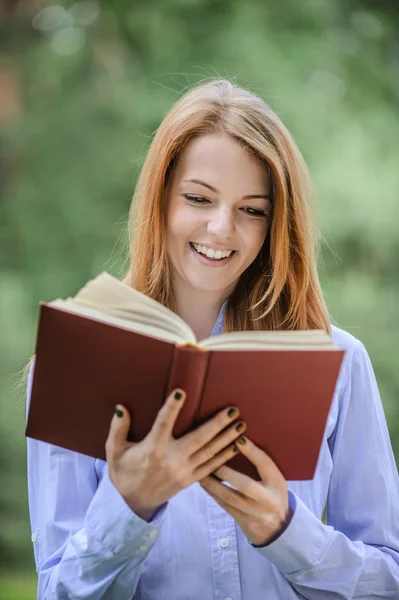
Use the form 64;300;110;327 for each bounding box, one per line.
125;81;330;338
26;79;399;599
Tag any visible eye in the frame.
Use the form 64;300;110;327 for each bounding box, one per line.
241;207;268;218
183;194;209;204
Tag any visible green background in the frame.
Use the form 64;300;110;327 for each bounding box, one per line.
1;0;398;596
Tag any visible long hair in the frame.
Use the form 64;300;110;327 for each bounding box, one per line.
124;79;330;332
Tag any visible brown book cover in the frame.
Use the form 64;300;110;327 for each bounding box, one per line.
25;303;344;481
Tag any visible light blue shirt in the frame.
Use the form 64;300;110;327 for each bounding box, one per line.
27;308;399;599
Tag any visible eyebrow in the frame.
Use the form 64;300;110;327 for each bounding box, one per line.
183;178;271;201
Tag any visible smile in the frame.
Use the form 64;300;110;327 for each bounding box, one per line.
190;242;234;260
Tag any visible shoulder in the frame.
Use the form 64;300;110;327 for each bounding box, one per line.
329;325;371;393
330;324;361;353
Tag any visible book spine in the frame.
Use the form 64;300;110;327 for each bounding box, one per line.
166;344;210;438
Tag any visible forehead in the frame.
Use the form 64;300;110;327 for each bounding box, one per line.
172;133;270;193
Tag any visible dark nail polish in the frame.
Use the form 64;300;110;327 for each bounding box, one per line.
115;408;123;418
233;445;239;453
174;390;183;400
236;422;245;433
227;408;238;418
237;436;247;445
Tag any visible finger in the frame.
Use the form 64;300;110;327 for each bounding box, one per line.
200;475;253;516
213;463;256;494
150;389;186;445
211;464;262;502
206;490;247;521
105;404;132;462
233;436;284;484
190;421;247;469
194;442;239;481
201;474;247;503
184;406;240;455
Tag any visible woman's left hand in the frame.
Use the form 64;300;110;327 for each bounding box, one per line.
200;436;292;547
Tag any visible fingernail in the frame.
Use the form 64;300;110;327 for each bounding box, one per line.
236;422;245;433
174;390;183;400
237;436;247;445
227;407;238;418
115;407;123;418
233;445;239;453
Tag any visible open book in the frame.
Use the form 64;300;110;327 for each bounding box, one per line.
25;272;344;480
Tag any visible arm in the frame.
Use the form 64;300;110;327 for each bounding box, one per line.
27;367;165;600
255;341;399;598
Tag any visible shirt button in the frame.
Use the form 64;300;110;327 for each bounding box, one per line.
31;533;37;543
138;544;149;552
220;538;230;548
148;530;158;539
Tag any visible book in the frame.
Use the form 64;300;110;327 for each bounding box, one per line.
25;272;344;481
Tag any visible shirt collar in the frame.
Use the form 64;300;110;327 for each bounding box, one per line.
210;301;227;337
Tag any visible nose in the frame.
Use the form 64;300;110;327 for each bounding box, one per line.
207;207;235;239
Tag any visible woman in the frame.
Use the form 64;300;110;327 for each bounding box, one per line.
27;79;399;599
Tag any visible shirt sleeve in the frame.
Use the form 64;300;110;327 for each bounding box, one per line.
253;340;399;598
26;364;166;600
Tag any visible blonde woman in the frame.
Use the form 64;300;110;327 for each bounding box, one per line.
27;80;399;599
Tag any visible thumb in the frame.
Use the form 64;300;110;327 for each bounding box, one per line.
105;404;132;462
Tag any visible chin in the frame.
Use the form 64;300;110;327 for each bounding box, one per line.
187;276;237;295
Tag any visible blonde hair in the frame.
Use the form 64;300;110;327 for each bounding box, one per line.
124;79;330;332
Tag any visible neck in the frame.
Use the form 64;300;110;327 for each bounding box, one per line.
173;283;228;341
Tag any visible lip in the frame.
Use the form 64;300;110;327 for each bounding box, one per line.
189;242;235;267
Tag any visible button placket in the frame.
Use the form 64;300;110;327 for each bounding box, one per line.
206;493;242;600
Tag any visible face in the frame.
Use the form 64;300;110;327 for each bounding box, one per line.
166;132;272;303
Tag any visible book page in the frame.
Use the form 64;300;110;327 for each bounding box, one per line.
50;272;196;344
200;329;337;350
49;300;192;345
50;273;337;350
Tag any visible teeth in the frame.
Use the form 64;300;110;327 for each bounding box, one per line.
192;243;233;260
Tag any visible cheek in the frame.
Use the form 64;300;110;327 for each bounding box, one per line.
167;212;193;257
168;205;201;244
245;223;268;258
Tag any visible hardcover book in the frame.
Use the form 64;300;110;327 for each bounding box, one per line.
25;273;344;480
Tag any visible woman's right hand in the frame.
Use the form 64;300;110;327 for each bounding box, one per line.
105;389;246;521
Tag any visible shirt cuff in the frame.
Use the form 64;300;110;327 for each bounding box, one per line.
85;466;167;558
252;491;332;574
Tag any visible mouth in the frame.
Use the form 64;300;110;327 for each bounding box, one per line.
189;242;236;264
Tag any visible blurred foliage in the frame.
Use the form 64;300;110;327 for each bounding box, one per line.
0;573;37;600
0;0;398;575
